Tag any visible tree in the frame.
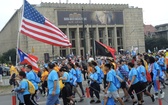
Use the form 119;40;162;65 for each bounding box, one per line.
0;49;16;65
145;37;168;52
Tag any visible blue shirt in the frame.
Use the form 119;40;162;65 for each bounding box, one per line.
26;71;38;90
95;66;102;83
128;68;139;85
90;72;98;84
47;70;60;94
153;62;160;76
122;64;129;72
76;67;83;82
116;69;124;80
69;68;76;84
137;65;147;82
106;70;118;92
62;72;70;83
20;79;30;95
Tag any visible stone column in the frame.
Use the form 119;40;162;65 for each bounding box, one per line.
95;24;99;41
114;25;118;52
66;25;70;54
76;25;80;55
105;25;108;45
86;25;90;55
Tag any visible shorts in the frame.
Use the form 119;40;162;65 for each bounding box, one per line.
140;82;147;92
120;81;127;89
105;91;120;99
46;94;60;105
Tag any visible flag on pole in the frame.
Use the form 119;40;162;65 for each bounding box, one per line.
95;41;116;59
20;0;71;47
17;48;39;71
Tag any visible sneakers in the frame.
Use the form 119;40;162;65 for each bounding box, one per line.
151;95;155;102
154;93;158;99
133;101;137;105
78;98;84;102
95;100;101;103
141;100;144;104
90;100;95;103
161;92;165;99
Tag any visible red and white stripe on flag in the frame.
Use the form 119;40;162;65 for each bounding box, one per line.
20;0;71;47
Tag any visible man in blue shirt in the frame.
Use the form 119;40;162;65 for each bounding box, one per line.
46;62;60;105
25;65;39;105
0;65;2;83
104;64;124;105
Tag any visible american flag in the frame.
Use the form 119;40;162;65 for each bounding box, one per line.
20;0;71;47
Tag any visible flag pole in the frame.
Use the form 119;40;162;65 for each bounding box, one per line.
16;0;24;66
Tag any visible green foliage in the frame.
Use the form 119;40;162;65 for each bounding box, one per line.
0;49;16;65
145;37;168;52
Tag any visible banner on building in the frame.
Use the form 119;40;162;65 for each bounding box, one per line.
57;11;123;25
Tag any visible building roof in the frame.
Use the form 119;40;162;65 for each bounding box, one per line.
155;23;168;28
144;24;156;35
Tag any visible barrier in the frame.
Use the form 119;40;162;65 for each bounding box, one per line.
86;87;90;105
157;78;162;105
12;92;16;105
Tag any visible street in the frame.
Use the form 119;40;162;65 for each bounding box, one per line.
1;87;168;105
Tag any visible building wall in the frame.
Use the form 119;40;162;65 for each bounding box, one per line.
0;11;19;55
123;8;145;53
0;3;145;61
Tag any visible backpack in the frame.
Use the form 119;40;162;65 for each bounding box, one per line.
26;80;35;94
33;71;41;83
102;98;115;105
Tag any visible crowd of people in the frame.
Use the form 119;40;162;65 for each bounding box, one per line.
6;51;168;105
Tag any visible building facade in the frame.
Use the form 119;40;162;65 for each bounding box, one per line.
155;23;168;40
0;3;145;60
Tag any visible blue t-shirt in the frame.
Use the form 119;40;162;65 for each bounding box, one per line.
69;68;76;84
116;69;124;80
95;66;102;83
153;62;160;76
47;70;60;94
122;64;129;72
90;72;98;84
26;71;38;90
137;65;147;82
76;67;83;82
20;79;30;95
106;70;118;92
62;72;70;83
128;68;139;85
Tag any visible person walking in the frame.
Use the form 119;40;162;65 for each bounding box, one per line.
26;65;39;105
46;62;60;105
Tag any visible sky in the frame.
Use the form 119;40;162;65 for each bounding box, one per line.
0;0;168;31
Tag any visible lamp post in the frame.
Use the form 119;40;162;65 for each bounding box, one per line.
82;7;87;59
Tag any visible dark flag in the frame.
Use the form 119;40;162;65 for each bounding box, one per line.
95;41;116;59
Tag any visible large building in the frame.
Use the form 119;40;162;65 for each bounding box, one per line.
155;23;168;40
0;2;145;61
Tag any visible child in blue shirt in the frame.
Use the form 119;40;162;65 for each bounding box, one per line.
15;71;33;105
103;63;124;105
75;63;85;97
137;59;155;103
89;67;101;103
128;62;142;105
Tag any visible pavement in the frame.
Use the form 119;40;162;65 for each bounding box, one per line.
1;81;168;105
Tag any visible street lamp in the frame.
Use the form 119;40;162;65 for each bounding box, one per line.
82;7;87;59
